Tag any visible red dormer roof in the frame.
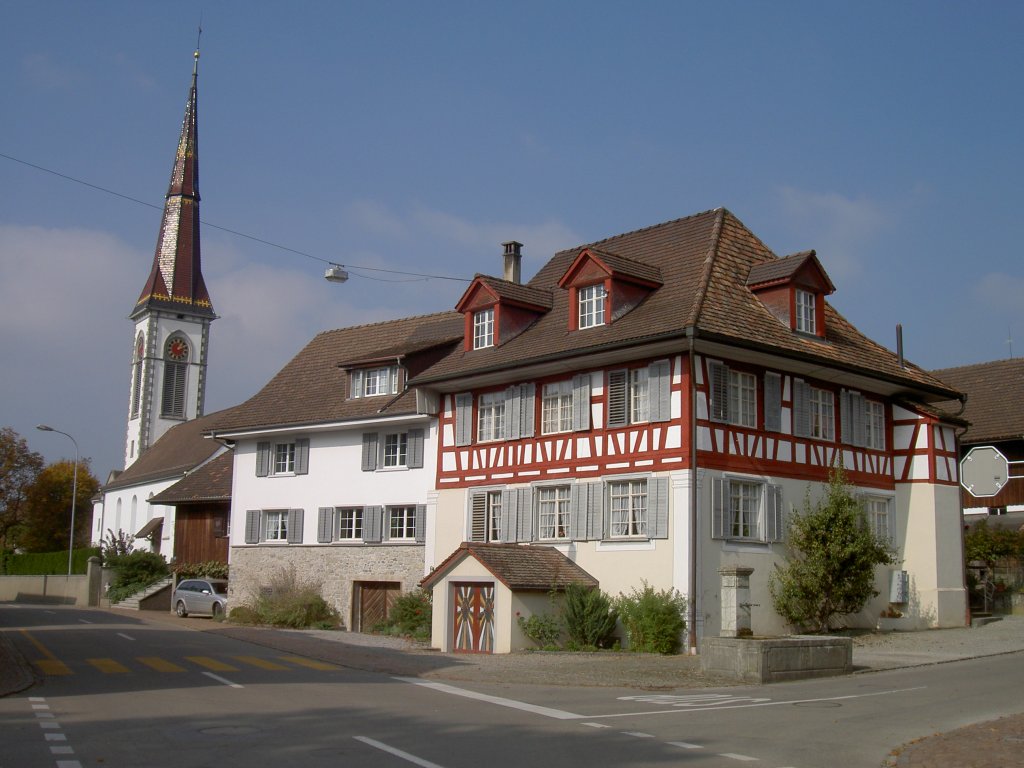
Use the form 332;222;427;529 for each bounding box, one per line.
456;275;553;314
746;250;835;295
132;52;214;320
557;247;664;289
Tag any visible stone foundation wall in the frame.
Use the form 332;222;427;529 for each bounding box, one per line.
228;544;424;629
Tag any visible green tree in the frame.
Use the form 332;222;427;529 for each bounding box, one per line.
769;466;894;633
20;459;98;553
0;427;45;551
964;519;1021;568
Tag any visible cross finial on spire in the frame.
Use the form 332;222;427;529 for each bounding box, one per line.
193;24;202;74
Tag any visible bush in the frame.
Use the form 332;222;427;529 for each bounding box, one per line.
172;560;230;580
517;610;562;650
100;529;134;560
236;566;341;629
563;584;618;650
106;551;169;603
614;582;686;654
3;547;100;575
373;589;432;641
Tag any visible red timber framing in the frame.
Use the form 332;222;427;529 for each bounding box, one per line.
891;406;960;486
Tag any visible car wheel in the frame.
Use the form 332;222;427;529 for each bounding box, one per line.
175;600;188;618
212;602;223;618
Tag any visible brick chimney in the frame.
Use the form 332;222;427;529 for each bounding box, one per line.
503;241;523;284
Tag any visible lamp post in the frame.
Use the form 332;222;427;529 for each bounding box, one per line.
36;424;79;577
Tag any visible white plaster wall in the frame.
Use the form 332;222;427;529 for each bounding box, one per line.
94;479;179;557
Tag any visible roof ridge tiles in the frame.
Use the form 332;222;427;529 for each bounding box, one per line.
312;309;462;339
565;206;725;254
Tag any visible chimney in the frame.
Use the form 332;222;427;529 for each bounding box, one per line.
896;323;905;368
503;241;523;284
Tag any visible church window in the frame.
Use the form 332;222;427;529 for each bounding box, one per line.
131;334;144;418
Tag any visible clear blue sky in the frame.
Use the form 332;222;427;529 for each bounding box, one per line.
3;1;1021;478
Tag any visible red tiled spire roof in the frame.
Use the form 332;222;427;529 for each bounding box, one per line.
132;51;213;319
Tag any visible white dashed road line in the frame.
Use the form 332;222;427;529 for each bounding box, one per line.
354;736;448;768
28;697;82;767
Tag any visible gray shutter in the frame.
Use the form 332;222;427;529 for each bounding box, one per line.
317;507;334;543
851;392;867;447
469;492;487;542
363;505;383;543
765;484;784;542
501;488;519;542
504;385;521;440
572;373;591;431
649;360;672;423
570;483;587;540
407;428;425;468
455;393;473;446
607;370;628;428
361;433;378;472
711;477;727;539
287;509;304;544
414;504;426;544
519;384;536;438
764;373;782;432
245;510;261;544
295;438;310;475
587;481;605;540
709;361;729;422
516;487;534;542
256;442;271;477
792;379;810;437
649;476;670;539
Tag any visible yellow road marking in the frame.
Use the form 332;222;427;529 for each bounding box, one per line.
185;656;239;672
279;656;340;671
88;658;130;673
234;655;288;670
35;659;72;675
137;657;186;673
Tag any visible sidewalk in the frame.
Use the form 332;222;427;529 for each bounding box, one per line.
3;607;1023;766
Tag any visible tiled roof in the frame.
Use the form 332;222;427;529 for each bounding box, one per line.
746;250;816;286
931;358;1024;443
584;248;664;285
149;451;233;504
208;311;463;434
473;276;553;309
412;208;957;399
421;542;599;591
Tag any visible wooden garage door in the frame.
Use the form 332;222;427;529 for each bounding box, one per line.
354;581;400;632
452;582;495;654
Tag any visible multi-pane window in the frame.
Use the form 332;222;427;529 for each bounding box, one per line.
389;506;417;540
578;283;607;329
537;486;571;540
486;491;502;542
796;289;816;334
264;510;288;541
607;361;670;429
728;370;756;427
273;442;296;474
728;480;761;539
474;308;494;349
866;401;885;450
629;369;649;424
383;433;408;467
542;381;573;434
809;387;835;440
470;490;503;542
477;391;506;442
609;479;648;537
712;477;783;543
351;366;398;398
865;497;893;544
337;507;362;540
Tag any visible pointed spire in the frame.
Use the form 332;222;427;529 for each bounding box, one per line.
132;47;213;318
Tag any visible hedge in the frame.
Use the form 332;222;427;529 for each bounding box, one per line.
1;547;101;575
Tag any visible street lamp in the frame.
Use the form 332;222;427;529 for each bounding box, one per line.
36;424;79;577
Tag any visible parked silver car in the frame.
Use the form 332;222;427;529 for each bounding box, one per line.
173;578;229;618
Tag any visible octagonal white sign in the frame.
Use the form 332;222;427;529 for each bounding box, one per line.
960;445;1010;498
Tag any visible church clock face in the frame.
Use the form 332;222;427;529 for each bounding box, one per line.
167;338;189;361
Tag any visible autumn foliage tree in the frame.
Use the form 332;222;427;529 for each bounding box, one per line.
20;459;98;553
0;427;45;551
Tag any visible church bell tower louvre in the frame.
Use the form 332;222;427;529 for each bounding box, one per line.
124;48;215;469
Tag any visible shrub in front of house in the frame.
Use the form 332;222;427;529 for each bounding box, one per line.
234;566;341;629
373;588;432;642
105;551;169;603
563;584;619;651
614;582;687;654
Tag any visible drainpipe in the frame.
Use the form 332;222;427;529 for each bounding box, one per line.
687;330;699;654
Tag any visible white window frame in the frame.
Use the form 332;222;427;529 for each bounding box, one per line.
352;366;399;398
728;369;756;428
273;442;296;475
541;380;573;435
477;391;506;442
796;289;816;334
383;432;408;468
608;478;648;538
728;479;762;539
537;485;571;540
809;386;835;441
335;507;363;541
486;491;502;542
264;509;288;542
712;475;784;544
629;368;649;424
865;400;885;450
578;283;607;329
865;496;894;545
388;505;417;540
473;308;494;349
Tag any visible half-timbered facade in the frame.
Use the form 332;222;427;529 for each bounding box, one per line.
413;208;968;650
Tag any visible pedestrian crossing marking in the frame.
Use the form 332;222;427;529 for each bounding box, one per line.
234;655;288;670
87;658;130;673
185;656;240;672
278;655;340;671
35;659;72;675
137;656;186;673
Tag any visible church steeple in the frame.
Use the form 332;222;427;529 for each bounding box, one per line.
124;48;215;469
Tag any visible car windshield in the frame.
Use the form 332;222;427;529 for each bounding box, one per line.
211;582;228;596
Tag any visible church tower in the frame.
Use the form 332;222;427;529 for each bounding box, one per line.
124;49;215;468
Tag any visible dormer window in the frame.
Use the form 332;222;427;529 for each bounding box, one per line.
795;289;816;334
578;283;607;328
351;365;398;398
746;250;834;340
473;308;494;349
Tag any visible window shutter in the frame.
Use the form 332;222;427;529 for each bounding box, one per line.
351;369;364;398
765;485;784;542
256;442;271;477
649;476;670;539
840;390;852;444
469;492;487;542
363;505;383;543
317;507;333;543
361;433;378;472
648;360;672;423
572;373;591;431
588;481;605;540
245;510;261;544
764;373;782;432
851;392;867;447
406;428;425;468
516;487;534;542
792;379;811;437
295;438;310;475
455;393;473;446
504;385;521;440
570;483;587;540
607;370;628;428
287;509;304;544
709;361;729;422
415;504;427;544
711;477;727;539
519;384;536;438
